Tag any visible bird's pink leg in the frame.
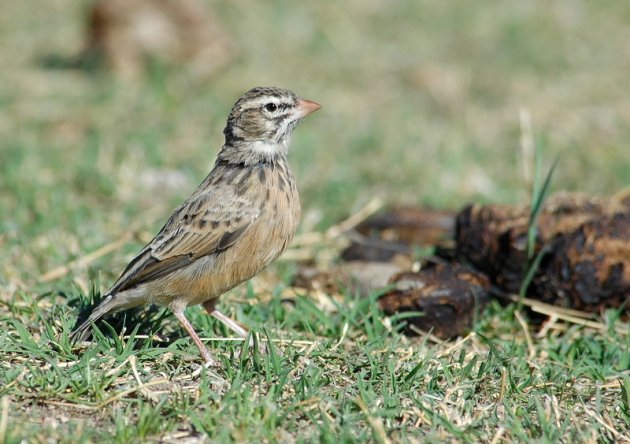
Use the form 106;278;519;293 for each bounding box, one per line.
172;307;216;365
202;300;270;354
202;300;249;339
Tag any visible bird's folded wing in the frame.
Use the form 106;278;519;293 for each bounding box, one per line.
108;185;261;294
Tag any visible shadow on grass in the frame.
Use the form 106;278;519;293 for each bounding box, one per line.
64;290;181;352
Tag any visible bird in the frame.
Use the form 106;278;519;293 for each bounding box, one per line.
71;86;320;365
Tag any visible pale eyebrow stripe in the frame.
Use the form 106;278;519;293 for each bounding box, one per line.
248;96;293;109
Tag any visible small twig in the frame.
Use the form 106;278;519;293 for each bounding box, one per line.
326;197;384;238
436;332;475;358
582;406;630;441
537;314;560;338
514;310;536;359
43;379;170;411
115;334;168;343
408;325;444;344
2;369;26;391
43;400;96;411
290;197;383;248
413;407;429;427
95;379;169;409
129;356;160;403
505;292;627;335
502;293;594;319
160;431;196;443
529;305;625;336
105;357;130;377
330;322;349;351
40;233;132;282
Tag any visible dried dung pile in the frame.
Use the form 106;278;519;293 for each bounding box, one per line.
293;192;630;338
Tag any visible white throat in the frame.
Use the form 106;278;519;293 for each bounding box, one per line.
249;138;289;156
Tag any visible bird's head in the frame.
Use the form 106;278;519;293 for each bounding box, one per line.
222;87;320;162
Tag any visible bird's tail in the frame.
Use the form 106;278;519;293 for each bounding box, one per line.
70;293;117;343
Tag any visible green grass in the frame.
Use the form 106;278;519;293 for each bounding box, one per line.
1;0;629;442
2;293;628;442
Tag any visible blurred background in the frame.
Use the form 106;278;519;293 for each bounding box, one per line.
1;0;629;284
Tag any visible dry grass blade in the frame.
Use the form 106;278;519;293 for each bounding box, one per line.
290;197;384;248
436;332;475;358
95;379;170;409
582;406;630;441
504;293;594;319
515;310;536;359
354;397;391;444
41;379;171;411
407;325;445;344
39;233;133;282
42;400;96;411
505;294;627;336
330;322;349;351
129;355;160;403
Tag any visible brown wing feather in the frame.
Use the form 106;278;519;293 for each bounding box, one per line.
108;175;262;295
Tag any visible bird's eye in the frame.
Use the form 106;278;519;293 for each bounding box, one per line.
264;103;278;112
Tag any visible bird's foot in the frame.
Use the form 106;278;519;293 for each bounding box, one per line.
200;347;218;367
191;349;225;380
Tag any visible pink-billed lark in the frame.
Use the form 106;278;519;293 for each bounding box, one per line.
71;86;320;365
